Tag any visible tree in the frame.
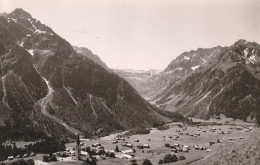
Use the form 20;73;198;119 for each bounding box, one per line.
115;145;120;152
43;155;49;162
131;159;138;165
91;158;97;165
143;159;153;165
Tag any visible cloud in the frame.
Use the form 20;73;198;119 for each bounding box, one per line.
70;28;87;34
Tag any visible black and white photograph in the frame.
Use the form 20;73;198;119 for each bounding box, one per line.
0;0;259;164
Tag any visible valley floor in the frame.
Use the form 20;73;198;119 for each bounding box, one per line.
7;119;259;165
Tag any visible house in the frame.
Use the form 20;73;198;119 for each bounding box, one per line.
174;143;180;147
126;144;133;147
134;139;139;142
183;145;190;150
22;153;28;158
193;145;200;150
122;142;128;146
121;149;134;154
116;153;132;159
8;156;14;161
92;143;101;147
143;144;150;148
29;152;35;157
81;151;91;160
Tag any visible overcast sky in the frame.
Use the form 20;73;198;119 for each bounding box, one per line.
1;0;259;70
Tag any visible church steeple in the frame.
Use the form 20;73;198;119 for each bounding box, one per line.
76;135;80;146
76;134;81;160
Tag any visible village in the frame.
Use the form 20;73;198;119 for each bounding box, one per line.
1;118;254;165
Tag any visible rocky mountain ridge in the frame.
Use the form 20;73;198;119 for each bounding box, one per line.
155;40;260;122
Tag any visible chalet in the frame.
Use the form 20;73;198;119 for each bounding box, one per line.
92;143;102;147
22;153;28;158
143;144;150;148
200;147;206;150
183;145;190;150
181;148;188;152
121;149;134;154
29;152;35;157
126;144;133;147
81;151;91;160
122;142;128;146
174;143;180;147
7;156;14;161
116;153;132;159
193;145;200;150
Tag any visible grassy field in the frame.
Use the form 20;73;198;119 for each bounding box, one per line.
56;121;259;165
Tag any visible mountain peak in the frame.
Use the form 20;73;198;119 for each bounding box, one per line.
10;8;32;19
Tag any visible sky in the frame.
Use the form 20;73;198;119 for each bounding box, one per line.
0;0;259;70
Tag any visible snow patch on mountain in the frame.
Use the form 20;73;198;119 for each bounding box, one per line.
28;49;34;56
191;65;200;70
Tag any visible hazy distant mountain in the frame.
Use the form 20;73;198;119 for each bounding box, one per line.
113;69;161;96
0;8;184;141
73;46;109;70
154;40;260;122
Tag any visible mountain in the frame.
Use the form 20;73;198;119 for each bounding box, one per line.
154;40;260;122
114;47;227;101
73;46;109;70
113;69;161;96
0;8;184;141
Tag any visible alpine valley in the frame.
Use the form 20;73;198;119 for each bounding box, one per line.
0;8;185;141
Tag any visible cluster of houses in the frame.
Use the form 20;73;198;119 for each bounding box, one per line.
7;152;36;161
54;124;255;162
164;143;207;153
60;135;153;161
